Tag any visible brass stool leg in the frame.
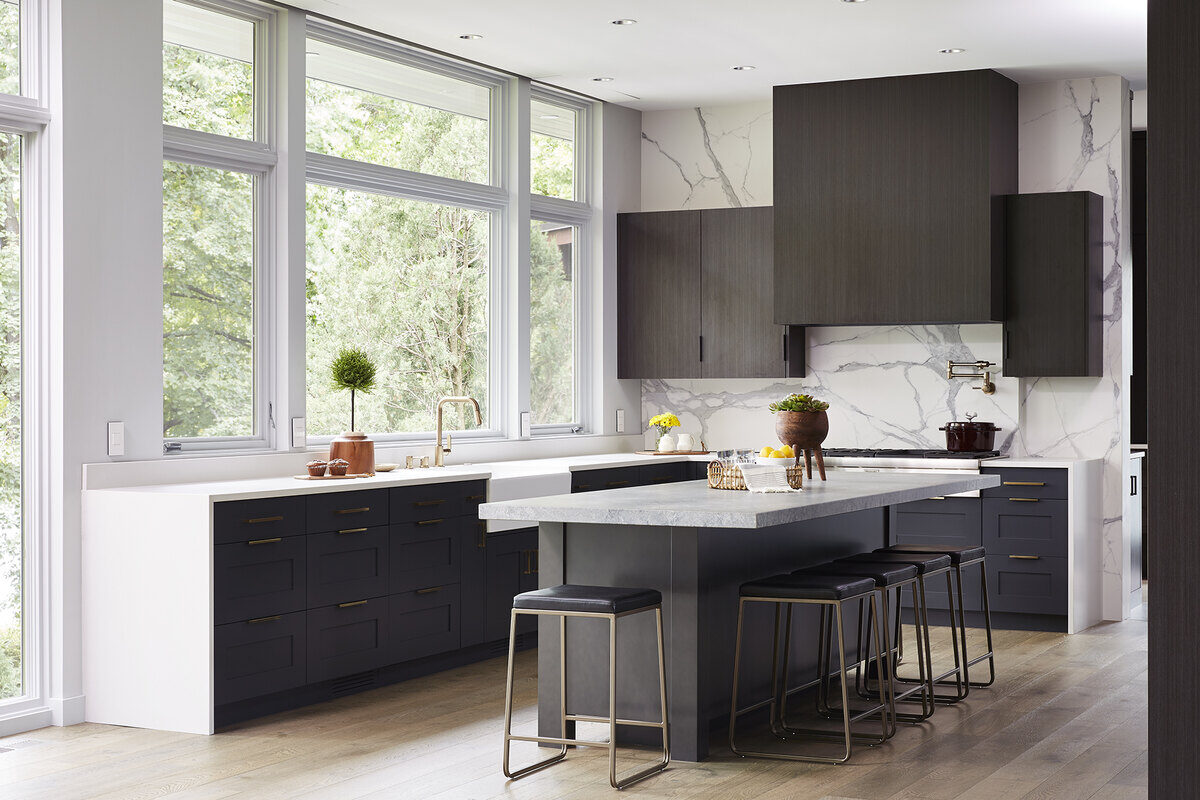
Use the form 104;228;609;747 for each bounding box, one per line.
503;610;567;779
975;562;997;686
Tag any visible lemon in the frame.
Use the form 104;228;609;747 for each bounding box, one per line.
778;445;794;458
760;446;774;457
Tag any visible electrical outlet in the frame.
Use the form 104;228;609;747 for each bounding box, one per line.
107;422;124;457
291;417;306;449
616;409;626;433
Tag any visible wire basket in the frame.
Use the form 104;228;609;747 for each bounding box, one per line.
707;460;804;491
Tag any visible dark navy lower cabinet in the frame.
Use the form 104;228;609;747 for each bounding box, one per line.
483;528;538;643
307;596;392;682
986;555;1068;615
640;461;688;486
390;584;461;662
983;498;1068;557
214;611;307;705
214;535;307;625
890;497;982;549
459;520;488;648
306;527;389;608
213;495;306;545
389;518;467;593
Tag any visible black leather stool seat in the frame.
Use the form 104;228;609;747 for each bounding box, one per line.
741;572;876;601
513;584;662;615
841;551;952;574
880;544;986;564
799;560;919;587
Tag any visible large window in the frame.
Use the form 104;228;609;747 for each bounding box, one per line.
529;220;575;425
162;0;271;445
531;98;576;201
304;27;503;439
0;130;20;702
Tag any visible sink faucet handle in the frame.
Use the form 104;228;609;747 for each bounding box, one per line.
444;433;452;454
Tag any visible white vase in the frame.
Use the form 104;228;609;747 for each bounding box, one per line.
657;433;677;452
676;433;695;451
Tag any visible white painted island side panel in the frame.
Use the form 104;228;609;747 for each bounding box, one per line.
82;491;214;734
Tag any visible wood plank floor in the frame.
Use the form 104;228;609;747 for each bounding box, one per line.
0;620;1146;800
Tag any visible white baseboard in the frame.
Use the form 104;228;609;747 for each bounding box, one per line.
0;706;54;737
48;693;85;726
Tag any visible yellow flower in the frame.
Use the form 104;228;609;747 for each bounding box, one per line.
648;413;680;432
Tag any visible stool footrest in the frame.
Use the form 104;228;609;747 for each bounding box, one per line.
508;734;615;748
565;714;666;728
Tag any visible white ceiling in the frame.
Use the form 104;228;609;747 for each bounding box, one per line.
291;0;1147;110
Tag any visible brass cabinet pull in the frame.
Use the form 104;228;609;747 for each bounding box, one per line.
416;586;443;595
531;549;538;574
605;480;630;488
335;507;370;515
244;515;283;524
467;494;485;502
649;477;673;483
1003;481;1046;487
1009;497;1040;502
417;518;444;526
1009;554;1041;560
414;499;445;507
247;615;281;624
337;600;368;608
522;550;531;575
478;522;487;549
574;484;591;491
929;496;946;501
247;537;282;546
337;527;368;534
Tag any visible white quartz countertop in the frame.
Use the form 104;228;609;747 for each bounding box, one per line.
987;456;1103;469
479;471;1002;529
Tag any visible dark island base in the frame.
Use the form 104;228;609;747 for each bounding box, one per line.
536;509;889;762
216;631;538;730
903;607;1067;633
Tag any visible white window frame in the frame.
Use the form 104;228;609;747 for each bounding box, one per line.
303;19;511;445
528;85;592;435
0;0;51;729
161;0;279;452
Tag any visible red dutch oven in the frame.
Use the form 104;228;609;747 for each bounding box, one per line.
939;414;1001;452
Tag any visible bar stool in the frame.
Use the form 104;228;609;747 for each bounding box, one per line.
881;544;996;690
501;584;669;790
729;572;890;764
837;551;965;705
796;560;928;728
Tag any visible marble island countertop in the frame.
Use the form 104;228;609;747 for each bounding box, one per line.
479;470;1002;529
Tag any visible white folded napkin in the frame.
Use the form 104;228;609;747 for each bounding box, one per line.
738;463;802;493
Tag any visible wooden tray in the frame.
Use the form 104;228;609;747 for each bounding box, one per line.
293;473;375;480
634;450;711;456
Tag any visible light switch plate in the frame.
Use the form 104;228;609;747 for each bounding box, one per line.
616;409;626;433
519;411;532;438
107;421;124;457
291;417;306;449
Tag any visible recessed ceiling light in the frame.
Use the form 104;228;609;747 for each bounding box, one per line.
939;47;966;54
611;18;637;25
592;77;614;82
841;0;869;4
459;33;483;40
732;65;756;71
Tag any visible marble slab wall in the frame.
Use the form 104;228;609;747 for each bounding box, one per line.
640;79;1131;619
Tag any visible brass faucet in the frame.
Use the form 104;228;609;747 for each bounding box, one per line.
433;396;483;467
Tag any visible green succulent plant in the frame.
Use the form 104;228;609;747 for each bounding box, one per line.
768;393;830;413
331;348;377;431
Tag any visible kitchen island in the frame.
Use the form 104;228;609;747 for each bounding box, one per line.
480;470;1002;761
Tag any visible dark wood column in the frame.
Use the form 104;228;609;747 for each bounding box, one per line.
1148;1;1200;795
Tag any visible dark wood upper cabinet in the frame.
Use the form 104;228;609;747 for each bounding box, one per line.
618;207;804;378
773;69;1017;325
617;210;701;377
1003;191;1104;377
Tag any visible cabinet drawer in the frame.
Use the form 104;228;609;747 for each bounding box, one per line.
639;461;688;486
986;555;1067;615
215;536;307;625
983;498;1067;557
306;489;389;533
390;585;461;662
571;467;638;493
484;528;538;642
213;495;306;545
307;597;391;682
306;527;389;608
389;518;468;593
982;467;1068;499
890;497;982;549
900;563;983;613
390;480;484;524
215;611;307;705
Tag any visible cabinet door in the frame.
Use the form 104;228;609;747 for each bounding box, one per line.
1004;191;1103;377
890;497;982;611
215;536;307;625
389;518;467;593
700;207;787;378
570;467;639;493
460;519;488;648
390;585;461;663
617;211;701;378
213;495;306;545
986;555;1067;615
306;489;389;533
484;528;538;643
982;498;1068;558
215;611;307;705
639;461;688;487
306;527;389;608
307;598;391;681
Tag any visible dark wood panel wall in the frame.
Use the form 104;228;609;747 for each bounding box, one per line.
1148;0;1200;795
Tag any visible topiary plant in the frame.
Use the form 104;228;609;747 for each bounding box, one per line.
768;393;830;413
331;348;377;432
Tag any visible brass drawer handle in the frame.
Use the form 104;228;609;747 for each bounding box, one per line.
338;527;368;534
574;484;591;491
649;477;673;483
1003;481;1046;487
247;537;282;546
1009;555;1041;560
244;515;283;524
605;480;630;488
416;586;443;595
466;494;485;502
335;507;370;515
414;499;445;507
417;518;444;526
478;522;487;549
1009;498;1040;502
247;615;281;624
929;496;946;501
337;600;368;608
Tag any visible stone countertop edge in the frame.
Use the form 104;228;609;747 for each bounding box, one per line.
990;456;1105;469
479;472;1003;529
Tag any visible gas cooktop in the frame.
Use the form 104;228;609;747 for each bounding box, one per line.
820;448;1003;471
822;448;1001;459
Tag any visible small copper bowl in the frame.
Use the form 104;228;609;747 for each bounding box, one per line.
306;460;328;477
328;458;350;476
